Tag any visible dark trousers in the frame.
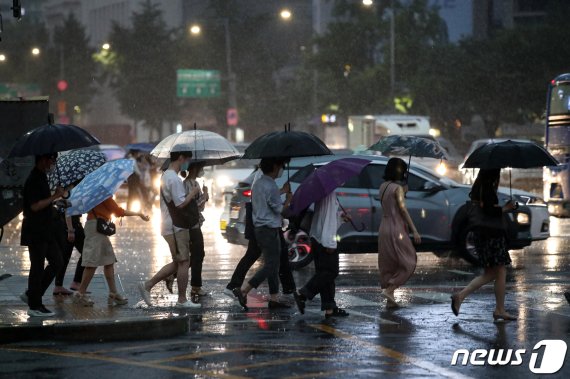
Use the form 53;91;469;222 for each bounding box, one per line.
27;239;63;309
299;238;339;311
53;219;85;287
248;227;281;295
189;227;205;287
227;233;296;293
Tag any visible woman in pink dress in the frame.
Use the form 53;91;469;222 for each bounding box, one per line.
378;158;421;308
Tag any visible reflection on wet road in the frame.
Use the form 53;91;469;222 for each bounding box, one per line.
1;204;569;378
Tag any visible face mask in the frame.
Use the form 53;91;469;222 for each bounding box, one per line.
180;161;190;172
277;167;284;178
198;169;204;177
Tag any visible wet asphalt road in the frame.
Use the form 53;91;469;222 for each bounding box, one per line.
0;204;569;378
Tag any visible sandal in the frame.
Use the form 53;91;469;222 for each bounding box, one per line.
73;293;94;307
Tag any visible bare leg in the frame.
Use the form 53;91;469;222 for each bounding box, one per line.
78;267;97;295
453;267;497;313
145;262;178;290
103;264;118;294
492;265;516;319
176;260;190;303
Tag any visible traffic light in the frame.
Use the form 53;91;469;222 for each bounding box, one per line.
321;113;337;126
12;0;22;19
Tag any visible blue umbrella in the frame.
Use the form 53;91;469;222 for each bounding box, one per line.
66;159;134;216
125;142;156;153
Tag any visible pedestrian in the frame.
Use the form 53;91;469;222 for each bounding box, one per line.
224;168;296;297
52;181;85;296
293;192;351;318
138;151;201;308
233;158;293;310
20;153;65;317
450;168;517;320
73;196;149;306
184;162;209;301
377;158;421;308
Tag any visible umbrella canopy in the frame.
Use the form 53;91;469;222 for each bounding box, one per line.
66;159;134;216
290;158;371;215
48;149;106;189
125;142;156;153
151;130;240;165
369;135;448;159
242;130;332;159
463;140;558;169
8;123;100;158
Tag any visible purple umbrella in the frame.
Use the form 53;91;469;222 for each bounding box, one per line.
290;157;371;218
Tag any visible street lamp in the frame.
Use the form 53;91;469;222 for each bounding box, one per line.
0;54;6;62
31;47;40;56
280;9;292;21
362;0;373;6
189;24;201;35
102;43;110;51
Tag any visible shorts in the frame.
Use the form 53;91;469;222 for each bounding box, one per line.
163;230;190;262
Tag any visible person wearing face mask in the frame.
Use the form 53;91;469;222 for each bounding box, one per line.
139;151;201;308
233;158;293;310
20;153;66;317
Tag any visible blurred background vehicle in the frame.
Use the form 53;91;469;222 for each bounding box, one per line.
458;138;543;194
225;154;549;268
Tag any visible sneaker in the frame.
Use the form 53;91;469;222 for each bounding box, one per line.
19;292;28;305
138;282;152;306
72;292;94;307
293;292;306;314
325;308;349;319
27;306;55;317
175;300;202;309
268;300;291;309
232;288;248;310
223;287;237;299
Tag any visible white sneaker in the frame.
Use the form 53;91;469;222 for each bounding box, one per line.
223;288;237;299
27;306;55;317
138;282;152;306
175;300;201;309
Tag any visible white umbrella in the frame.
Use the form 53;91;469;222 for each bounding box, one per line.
151;129;240;165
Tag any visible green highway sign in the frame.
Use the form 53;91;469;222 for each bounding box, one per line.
177;69;221;98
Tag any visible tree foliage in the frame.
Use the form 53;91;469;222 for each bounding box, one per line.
107;1;178;138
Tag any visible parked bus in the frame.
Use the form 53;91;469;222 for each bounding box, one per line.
544;73;570;217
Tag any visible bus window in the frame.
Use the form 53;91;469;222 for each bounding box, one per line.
549;83;570;115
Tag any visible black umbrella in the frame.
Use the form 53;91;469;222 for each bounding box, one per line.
463;140;558;169
7;122;100;158
463;139;558;197
242;129;332;159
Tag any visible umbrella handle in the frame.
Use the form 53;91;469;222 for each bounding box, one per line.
338;201;366;232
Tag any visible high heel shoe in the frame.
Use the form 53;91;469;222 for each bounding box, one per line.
73;292;94;307
492;311;517;321
450;294;460;316
108;293;128;306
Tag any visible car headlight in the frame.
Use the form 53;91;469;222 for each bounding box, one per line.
216;175;234;189
436;162;447;176
516;212;530;225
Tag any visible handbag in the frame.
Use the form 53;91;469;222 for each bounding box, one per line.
92;210;116;236
466;201;506;235
161;190;200;229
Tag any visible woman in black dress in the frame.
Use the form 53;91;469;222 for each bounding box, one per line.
451;169;517;321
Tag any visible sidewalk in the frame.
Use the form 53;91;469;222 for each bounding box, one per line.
0;274;190;344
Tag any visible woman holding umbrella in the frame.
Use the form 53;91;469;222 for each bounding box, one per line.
378;158;421;308
450;169;517;321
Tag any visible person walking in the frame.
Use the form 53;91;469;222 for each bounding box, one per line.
224;168;296;297
450;168;517;320
72;196;149;306
377;158;421;308
20;153;65;317
66;213;86;292
233;158;293;310
184;162;209;301
293;192;350;318
138;151;201;308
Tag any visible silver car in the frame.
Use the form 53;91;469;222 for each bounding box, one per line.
226;154;550;267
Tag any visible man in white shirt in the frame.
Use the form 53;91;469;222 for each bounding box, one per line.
138;151;201;308
293;192;350;318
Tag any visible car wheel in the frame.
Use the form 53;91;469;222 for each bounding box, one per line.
285;230;313;270
456;225;480;265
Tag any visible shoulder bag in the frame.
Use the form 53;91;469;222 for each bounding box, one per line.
92;210;116;236
161;190;200;229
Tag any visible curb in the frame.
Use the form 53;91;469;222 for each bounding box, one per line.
0;314;189;344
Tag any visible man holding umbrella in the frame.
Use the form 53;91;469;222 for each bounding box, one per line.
20;153;66;317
